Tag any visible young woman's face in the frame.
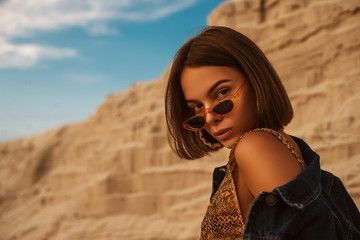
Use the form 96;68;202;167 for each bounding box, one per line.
181;66;258;148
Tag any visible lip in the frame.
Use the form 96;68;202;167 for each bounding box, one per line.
214;128;233;141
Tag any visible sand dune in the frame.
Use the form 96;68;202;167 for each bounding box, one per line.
0;0;359;239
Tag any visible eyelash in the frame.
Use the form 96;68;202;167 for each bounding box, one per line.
191;104;203;113
190;88;231;113
216;88;230;99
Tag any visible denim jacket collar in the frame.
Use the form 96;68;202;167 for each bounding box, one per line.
273;136;322;210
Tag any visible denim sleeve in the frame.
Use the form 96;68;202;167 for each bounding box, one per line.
243;188;360;239
286;172;360;240
321;171;360;230
243;192;338;239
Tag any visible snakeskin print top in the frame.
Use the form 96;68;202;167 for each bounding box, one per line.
200;128;307;239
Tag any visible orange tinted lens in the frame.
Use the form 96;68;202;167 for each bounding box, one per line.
213;100;233;114
187;116;206;129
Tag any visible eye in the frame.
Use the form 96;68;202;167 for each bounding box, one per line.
191;104;203;114
216;88;230;99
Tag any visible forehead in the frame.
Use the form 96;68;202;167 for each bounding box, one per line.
180;66;244;100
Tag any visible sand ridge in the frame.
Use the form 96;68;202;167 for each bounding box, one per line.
1;0;359;239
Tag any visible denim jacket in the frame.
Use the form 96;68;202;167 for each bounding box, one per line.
210;136;360;239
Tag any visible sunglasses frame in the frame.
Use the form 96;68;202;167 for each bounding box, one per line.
182;81;247;131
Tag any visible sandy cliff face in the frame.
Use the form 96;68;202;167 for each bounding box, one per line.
0;0;359;239
0;69;228;240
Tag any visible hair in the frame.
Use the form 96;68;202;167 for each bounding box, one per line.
165;26;293;159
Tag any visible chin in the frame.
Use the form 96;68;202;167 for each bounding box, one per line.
220;139;236;149
223;144;233;149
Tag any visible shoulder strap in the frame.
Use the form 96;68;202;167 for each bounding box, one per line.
228;128;306;172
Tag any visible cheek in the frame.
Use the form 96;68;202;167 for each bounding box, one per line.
204;124;212;136
233;94;258;127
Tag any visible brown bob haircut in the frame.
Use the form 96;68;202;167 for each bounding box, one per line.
165;26;293;160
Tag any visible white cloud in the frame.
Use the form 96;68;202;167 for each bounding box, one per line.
86;22;118;36
0;38;77;69
0;0;200;69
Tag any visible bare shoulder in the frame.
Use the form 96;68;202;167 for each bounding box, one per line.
234;130;297;159
234;130;302;197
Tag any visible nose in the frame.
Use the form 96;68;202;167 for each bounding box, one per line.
204;110;222;126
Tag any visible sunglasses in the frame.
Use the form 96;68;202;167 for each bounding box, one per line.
183;81;247;131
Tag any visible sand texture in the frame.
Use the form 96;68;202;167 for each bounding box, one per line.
1;0;359;239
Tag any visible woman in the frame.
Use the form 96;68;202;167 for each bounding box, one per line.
165;26;360;239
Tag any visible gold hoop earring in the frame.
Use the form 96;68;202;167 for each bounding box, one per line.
198;130;223;150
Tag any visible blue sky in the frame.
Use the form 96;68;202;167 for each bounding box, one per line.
0;0;225;142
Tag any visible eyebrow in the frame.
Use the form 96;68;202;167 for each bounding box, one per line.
185;79;232;103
